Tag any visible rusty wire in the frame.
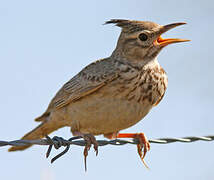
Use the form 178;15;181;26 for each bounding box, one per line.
1;135;214;165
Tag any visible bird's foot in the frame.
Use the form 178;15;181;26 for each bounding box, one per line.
116;133;150;168
73;132;98;171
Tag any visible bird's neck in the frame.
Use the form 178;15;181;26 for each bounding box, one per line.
143;58;160;70
111;48;160;70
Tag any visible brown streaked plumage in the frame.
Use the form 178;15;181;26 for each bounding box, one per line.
8;19;189;167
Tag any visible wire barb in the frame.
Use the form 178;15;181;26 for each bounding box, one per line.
45;135;82;163
1;135;214;165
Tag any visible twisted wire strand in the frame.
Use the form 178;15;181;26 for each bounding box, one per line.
1;135;214;164
1;135;214;147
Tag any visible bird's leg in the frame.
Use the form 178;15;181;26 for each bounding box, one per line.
73;132;98;171
116;133;150;168
104;132;118;139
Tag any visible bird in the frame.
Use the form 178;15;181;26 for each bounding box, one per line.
8;19;189;167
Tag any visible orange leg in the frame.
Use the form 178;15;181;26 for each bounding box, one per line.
116;133;150;168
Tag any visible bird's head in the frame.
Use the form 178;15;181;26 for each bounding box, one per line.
106;19;190;65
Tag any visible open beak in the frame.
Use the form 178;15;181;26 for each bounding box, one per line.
155;22;190;47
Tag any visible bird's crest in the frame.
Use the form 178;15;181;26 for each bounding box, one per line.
105;19;159;34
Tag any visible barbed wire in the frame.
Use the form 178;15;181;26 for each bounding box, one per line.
1;135;214;147
1;135;214;165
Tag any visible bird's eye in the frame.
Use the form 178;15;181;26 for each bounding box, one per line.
138;33;148;41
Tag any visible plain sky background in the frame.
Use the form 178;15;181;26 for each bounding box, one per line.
0;0;214;179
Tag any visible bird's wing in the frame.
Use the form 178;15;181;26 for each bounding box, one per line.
44;58;119;114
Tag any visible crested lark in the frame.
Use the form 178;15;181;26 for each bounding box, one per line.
9;19;189;166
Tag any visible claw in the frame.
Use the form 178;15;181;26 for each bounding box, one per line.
81;133;99;171
84;147;88;171
116;132;150;168
136;133;150;169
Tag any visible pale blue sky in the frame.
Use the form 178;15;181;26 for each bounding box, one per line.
0;0;214;179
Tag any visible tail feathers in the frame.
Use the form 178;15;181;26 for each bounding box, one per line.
8;120;62;152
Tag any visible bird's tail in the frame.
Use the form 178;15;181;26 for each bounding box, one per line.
8;119;63;152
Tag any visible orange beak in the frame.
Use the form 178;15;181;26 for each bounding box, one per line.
156;36;190;46
155;22;190;47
